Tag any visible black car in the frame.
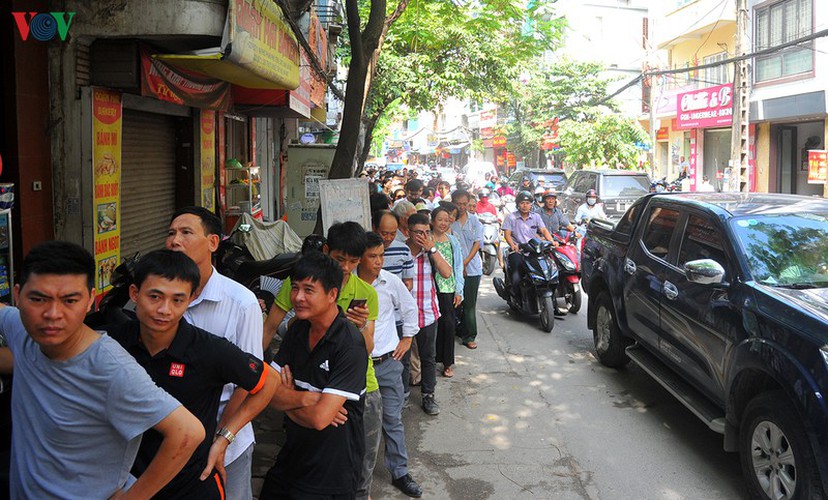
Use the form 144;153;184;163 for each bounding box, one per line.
559;169;651;221
581;193;828;498
508;169;567;192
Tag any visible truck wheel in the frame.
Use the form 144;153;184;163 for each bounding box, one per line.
538;295;555;332
592;291;629;367
740;391;823;500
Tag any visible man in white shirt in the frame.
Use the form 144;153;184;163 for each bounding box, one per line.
166;207;264;500
357;233;422;498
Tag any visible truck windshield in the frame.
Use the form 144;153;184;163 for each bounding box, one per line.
603;176;650;198
730;214;828;287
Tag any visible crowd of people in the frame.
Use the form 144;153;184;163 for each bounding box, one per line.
0;164;612;499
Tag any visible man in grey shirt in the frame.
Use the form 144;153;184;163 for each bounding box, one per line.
0;241;203;499
450;190;484;349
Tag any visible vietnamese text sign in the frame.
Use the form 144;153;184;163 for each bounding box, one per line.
227;0;300;90
141;47;231;110
808;150;828;184
200;110;216;211
676;83;733;130
92;88;123;294
319;178;371;235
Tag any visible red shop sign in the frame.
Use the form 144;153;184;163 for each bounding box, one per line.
676;83;733;130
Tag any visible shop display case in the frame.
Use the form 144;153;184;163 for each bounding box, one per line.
224;160;262;232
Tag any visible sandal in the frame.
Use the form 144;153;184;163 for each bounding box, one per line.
443;366;454;378
464;341;478;349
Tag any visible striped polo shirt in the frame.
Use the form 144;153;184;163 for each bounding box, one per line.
383;239;415;281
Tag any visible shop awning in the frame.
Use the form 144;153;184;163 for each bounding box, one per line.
155;0;300;90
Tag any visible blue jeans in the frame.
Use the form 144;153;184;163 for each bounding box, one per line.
224;442;254;500
375;358;409;479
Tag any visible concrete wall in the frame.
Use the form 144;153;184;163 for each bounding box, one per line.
67;0;225;38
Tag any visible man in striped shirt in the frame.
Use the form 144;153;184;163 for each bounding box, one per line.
405;213;453;416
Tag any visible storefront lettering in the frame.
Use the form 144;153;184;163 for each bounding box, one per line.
680;86;732;113
95;183;120;198
95;235;120;255
96;131;119;146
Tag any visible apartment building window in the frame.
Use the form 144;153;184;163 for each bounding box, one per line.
703;52;730;85
754;0;813;83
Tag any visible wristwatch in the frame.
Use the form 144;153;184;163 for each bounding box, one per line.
216;427;236;444
429;246;438;255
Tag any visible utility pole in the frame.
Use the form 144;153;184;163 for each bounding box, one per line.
647;17;657;178
729;0;750;192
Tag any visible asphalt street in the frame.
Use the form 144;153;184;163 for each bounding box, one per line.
253;269;749;499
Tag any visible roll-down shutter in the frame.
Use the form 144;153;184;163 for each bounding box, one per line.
120;110;177;258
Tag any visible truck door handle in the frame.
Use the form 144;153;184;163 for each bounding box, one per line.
624;259;636;275
663;281;679;300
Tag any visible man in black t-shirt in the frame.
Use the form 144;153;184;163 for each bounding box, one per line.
107;250;276;499
261;252;368;499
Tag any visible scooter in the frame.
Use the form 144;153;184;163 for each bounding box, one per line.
478;212;500;276
85;252;139;329
215;223;300;312
493;238;560;332
496;194;516;223
550;231;582;314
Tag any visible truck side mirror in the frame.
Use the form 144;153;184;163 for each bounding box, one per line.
684;259;726;285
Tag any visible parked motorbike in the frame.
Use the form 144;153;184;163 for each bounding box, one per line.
84;252;139;329
215;223;300;312
492;238;560;332
478;212;500;276
550;231;582;314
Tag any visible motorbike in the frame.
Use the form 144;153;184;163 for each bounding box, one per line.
496;194;516;223
550;231;582;314
477;212;500;276
85;252;139;329
215;223;300;312
492;238;560;332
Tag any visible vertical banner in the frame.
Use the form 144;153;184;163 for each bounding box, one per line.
808;150;828;184
218;112;227;217
689;129;698;191
200;110;216;211
91;88;123;294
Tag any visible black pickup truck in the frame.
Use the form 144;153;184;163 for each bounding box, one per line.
581;193;828;499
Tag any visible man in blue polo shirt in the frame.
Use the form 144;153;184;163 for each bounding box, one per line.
502;191;555;299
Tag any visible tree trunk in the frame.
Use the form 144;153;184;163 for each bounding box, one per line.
358;112;382;170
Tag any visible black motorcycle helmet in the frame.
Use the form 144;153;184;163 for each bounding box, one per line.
515;191;534;204
301;234;327;255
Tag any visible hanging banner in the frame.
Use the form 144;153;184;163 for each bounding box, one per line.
200;110;216;211
141;47;231;110
308;9;328;107
91;88;123;294
676;83;733;130
808;150;828;184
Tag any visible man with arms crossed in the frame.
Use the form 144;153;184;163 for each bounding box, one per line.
0;241;203;498
261;252;368;498
166;207;264;499
108;250;277;498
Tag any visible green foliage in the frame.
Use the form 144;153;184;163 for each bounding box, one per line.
557;114;650;169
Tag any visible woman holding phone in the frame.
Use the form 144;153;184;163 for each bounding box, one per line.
430;205;464;378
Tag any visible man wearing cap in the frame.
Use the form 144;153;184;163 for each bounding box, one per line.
535;190;575;235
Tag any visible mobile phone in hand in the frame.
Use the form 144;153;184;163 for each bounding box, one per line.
348;298;368;309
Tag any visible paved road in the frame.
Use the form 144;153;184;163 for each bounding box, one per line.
254;270;748;499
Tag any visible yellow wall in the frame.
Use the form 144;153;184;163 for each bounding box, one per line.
755;123;770;193
668;25;736;83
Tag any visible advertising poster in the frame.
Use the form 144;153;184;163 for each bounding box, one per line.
808;150;828;184
676;83;733;130
200;110;216;211
92;88;123;294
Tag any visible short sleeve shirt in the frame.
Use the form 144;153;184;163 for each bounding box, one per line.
535;207;570;234
451;215;484;277
382;239;415;281
108;319;267;498
270;313;367;495
0;307;180;499
275;273;380;393
503;211;547;245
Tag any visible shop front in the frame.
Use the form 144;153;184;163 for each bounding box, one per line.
752;91;827;196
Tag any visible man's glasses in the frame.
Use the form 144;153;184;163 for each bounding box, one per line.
409;229;431;236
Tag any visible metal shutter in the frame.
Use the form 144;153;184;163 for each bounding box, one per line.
120;110;176;258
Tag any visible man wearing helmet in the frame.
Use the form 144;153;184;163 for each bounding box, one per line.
575;189;607;225
536;190;575;235
475;190;497;216
502;191;555;300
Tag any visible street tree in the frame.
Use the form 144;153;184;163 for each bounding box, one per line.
557;113;650;169
350;0;564;173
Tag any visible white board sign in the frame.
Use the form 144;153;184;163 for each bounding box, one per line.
319;178;372;235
